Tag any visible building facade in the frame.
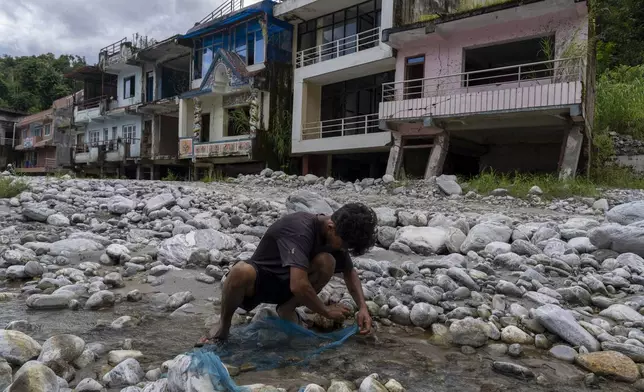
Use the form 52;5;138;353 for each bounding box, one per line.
176;0;294;178
0;108;24;169
276;0;396;180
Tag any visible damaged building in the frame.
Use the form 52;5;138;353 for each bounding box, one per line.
278;0;592;180
0;108;24;170
176;0;294;179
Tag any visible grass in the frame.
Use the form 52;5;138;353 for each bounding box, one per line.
596;65;644;140
0;177;29;199
418;14;440;22
455;0;514;13
201;170;231;184
463;171;600;199
161;170;179;182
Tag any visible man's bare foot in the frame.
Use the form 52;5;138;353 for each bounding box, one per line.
194;336;226;348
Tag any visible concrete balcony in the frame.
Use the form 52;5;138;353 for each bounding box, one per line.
74;97;112;124
178;136;254;160
294;113;390;154
379;58;584;122
73;139;140;164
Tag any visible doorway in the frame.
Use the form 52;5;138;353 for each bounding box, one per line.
146;72;154;102
405;55;425;99
201;114;210;142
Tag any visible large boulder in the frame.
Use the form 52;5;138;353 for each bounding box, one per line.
158;229;236;267
588;224;644;257
102;358;144;387
534;304;600;352
436;175;462;196
373;207;397;227
107;195;135;215
285;190;333;215
22;203;56;222
49;239;104;256
575;351;640;383
144;193;175;214
599;304;644;323
85;290;115;310
614;253;644;275
37;334;85;367
0;330;42;365
26;293;72;310
46;213;70;227
0;359;10;391
6;361;59;392
460;222;512;254
394;226;448;255
606;201;644;225
449;317;489;347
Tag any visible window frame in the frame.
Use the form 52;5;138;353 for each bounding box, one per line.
90;130;100;144
123;75;136;99
44;124;51;137
122;124;137;145
33;126;42;138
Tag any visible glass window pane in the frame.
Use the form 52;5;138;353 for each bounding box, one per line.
333;23;345;40
334;11;344;23
359;1;375;15
346;19;357;36
322;15;333;27
255;32;265;64
346;6;357;20
202;47;214;75
298;22;307;33
323;27;333;43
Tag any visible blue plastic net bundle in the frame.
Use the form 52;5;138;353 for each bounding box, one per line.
187;316;358;392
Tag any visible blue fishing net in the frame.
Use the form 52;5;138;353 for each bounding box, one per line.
187;316;358;392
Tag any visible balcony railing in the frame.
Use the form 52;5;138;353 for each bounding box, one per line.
296;27;381;69
74;138;139;153
302;114;381;140
380;57;584;120
77;96;107;111
100;37;127;57
199;0;243;25
0;138;14;146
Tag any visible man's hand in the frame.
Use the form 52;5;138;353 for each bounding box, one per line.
324;304;351;321
356;307;372;334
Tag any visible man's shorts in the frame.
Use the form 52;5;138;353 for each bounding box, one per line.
239;260;294;312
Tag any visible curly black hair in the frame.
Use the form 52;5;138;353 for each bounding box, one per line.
331;202;378;256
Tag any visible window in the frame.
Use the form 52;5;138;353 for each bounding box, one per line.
226;107;251;137
90;130;100;144
124;75;136;99
122;125;136;144
405;55;425;99
103;128;109;142
21;129;27;139
112;126;118;141
44;124;51;137
33;126;42;137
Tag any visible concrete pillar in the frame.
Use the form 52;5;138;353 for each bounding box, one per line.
325;155;332;177
302;155;309;175
150;165;155;180
425;131;449;179
136;164;141;180
559;124;584;180
151;115;160;158
385;132;403;178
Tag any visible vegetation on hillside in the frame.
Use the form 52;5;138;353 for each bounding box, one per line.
0;54;86;113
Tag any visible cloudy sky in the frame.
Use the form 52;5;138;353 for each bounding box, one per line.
0;0;261;63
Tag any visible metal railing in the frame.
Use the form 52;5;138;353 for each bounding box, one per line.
74;138;140;153
44;158;57;168
0;138;14;146
296;27;381;69
380;57;583;119
77;96;107;111
199;0;243;25
302;114;381;139
100;37;127;57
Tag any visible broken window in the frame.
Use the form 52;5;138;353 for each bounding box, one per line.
124;75;136;99
463;36;555;87
226;106;251;137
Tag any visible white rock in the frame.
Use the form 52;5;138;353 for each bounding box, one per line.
7;360;59;392
394;226;448;255
102;358;144;387
0;329;42;365
38;334;85;367
607;201;644;225
46;213;70;227
108;350;143;365
108;195;135;215
460;222;512;254
158;229;236;267
285;190;333;215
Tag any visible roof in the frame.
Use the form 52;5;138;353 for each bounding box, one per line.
17;109;54;128
53;91;82;109
64;65;104;81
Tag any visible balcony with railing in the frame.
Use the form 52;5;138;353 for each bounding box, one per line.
73;138;140;164
198;0;243;25
15;158;57;173
294;113;390;154
296;27;382;69
74;96;113;124
380;58;584;121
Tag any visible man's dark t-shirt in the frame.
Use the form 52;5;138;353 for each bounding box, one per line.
250;211;354;279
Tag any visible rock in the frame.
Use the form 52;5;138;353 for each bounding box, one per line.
0;329;42;365
7;360;59;392
108;350;143;365
607;201;644;225
576;351;640;382
460;222;512;254
593;199;609;211
394;226;448;255
615;253;644;275
103;358;144;387
588;224;644;257
568;237;597;253
549;345;577;363
22;203;56;222
111;316;139;330
85;290;115;310
38;334;85;367
377;227;397;248
127;290;142;302
106;244;130;262
158;229;236;267
492;361;535;379
410;303;438;328
23;261;44;277
599;304;644;323
556;286;591;306
373;207;397;227
384;379;405;392
108;195;135;215
436;175;462;196
359;375;388;392
26;294;71;309
166;291;194;310
501;326;533;345
412;285;441;304
508;343;522;357
75;378;103;392
496;280;523;297
328;380;354;392
104;272;124;288
49;239;104;256
528;186;543;195
286;190;333;215
534;304;600;352
600;342;644;362
398;210;427;227
447;267;480;291
302;385;325;392
0;359;10;391
46;213;70;227
449;317;489;348
389;305;411;325
144;193;175;214
445;228;467;254
6;266;26;280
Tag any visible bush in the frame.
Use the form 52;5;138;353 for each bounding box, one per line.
0;177;29;198
595;65;644;139
464;171;599;199
161;171;179;182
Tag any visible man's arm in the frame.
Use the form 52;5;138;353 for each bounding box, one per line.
344;267;372;334
290;267;349;321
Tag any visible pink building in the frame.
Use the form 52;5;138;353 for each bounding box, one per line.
380;0;591;179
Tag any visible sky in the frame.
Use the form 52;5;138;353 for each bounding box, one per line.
0;0;262;64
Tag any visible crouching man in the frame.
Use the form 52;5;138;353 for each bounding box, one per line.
204;203;377;343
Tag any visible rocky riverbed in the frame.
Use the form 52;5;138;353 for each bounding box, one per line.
1;171;644;392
